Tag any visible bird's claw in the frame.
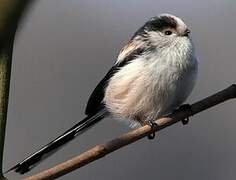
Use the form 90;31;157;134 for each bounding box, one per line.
176;104;193;125
181;117;189;125
147;120;158;140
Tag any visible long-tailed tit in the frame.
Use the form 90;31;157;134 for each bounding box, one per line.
8;14;198;174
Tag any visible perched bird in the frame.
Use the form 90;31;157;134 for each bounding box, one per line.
8;13;198;174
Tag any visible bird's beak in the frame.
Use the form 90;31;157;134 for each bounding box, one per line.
182;28;190;37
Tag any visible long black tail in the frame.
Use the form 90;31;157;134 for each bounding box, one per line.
6;110;107;174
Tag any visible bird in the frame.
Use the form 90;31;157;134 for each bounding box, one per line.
7;13;198;174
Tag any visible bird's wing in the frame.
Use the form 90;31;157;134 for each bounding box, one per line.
85;40;146;116
116;40;141;64
85;66;117;116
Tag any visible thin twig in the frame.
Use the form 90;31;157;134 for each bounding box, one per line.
25;85;236;180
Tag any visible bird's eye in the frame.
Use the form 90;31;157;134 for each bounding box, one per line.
164;30;172;35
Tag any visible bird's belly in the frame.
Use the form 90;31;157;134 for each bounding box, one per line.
104;60;196;125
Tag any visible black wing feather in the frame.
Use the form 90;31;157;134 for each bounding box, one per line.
6;113;106;174
85;66;117;116
85;47;146;116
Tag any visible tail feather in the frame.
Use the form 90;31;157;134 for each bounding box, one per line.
6;110;107;174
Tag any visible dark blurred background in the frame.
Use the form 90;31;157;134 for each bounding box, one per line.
3;0;236;179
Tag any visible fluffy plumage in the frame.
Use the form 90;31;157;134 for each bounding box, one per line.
105;14;197;126
7;13;198;174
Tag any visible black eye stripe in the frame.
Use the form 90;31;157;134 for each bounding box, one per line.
158;16;177;29
132;15;177;39
146;16;177;32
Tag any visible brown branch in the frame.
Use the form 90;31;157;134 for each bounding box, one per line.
25;84;236;180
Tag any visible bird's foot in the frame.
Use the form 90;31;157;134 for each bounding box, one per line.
147;120;158;140
182;116;189;125
176;104;193;125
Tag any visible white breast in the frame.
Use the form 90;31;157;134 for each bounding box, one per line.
104;44;198;127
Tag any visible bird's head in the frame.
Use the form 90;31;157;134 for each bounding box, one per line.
133;14;191;49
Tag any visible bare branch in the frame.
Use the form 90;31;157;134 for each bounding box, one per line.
25;85;236;180
0;0;34;50
0;1;34;178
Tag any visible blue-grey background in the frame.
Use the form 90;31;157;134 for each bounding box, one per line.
3;0;236;179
